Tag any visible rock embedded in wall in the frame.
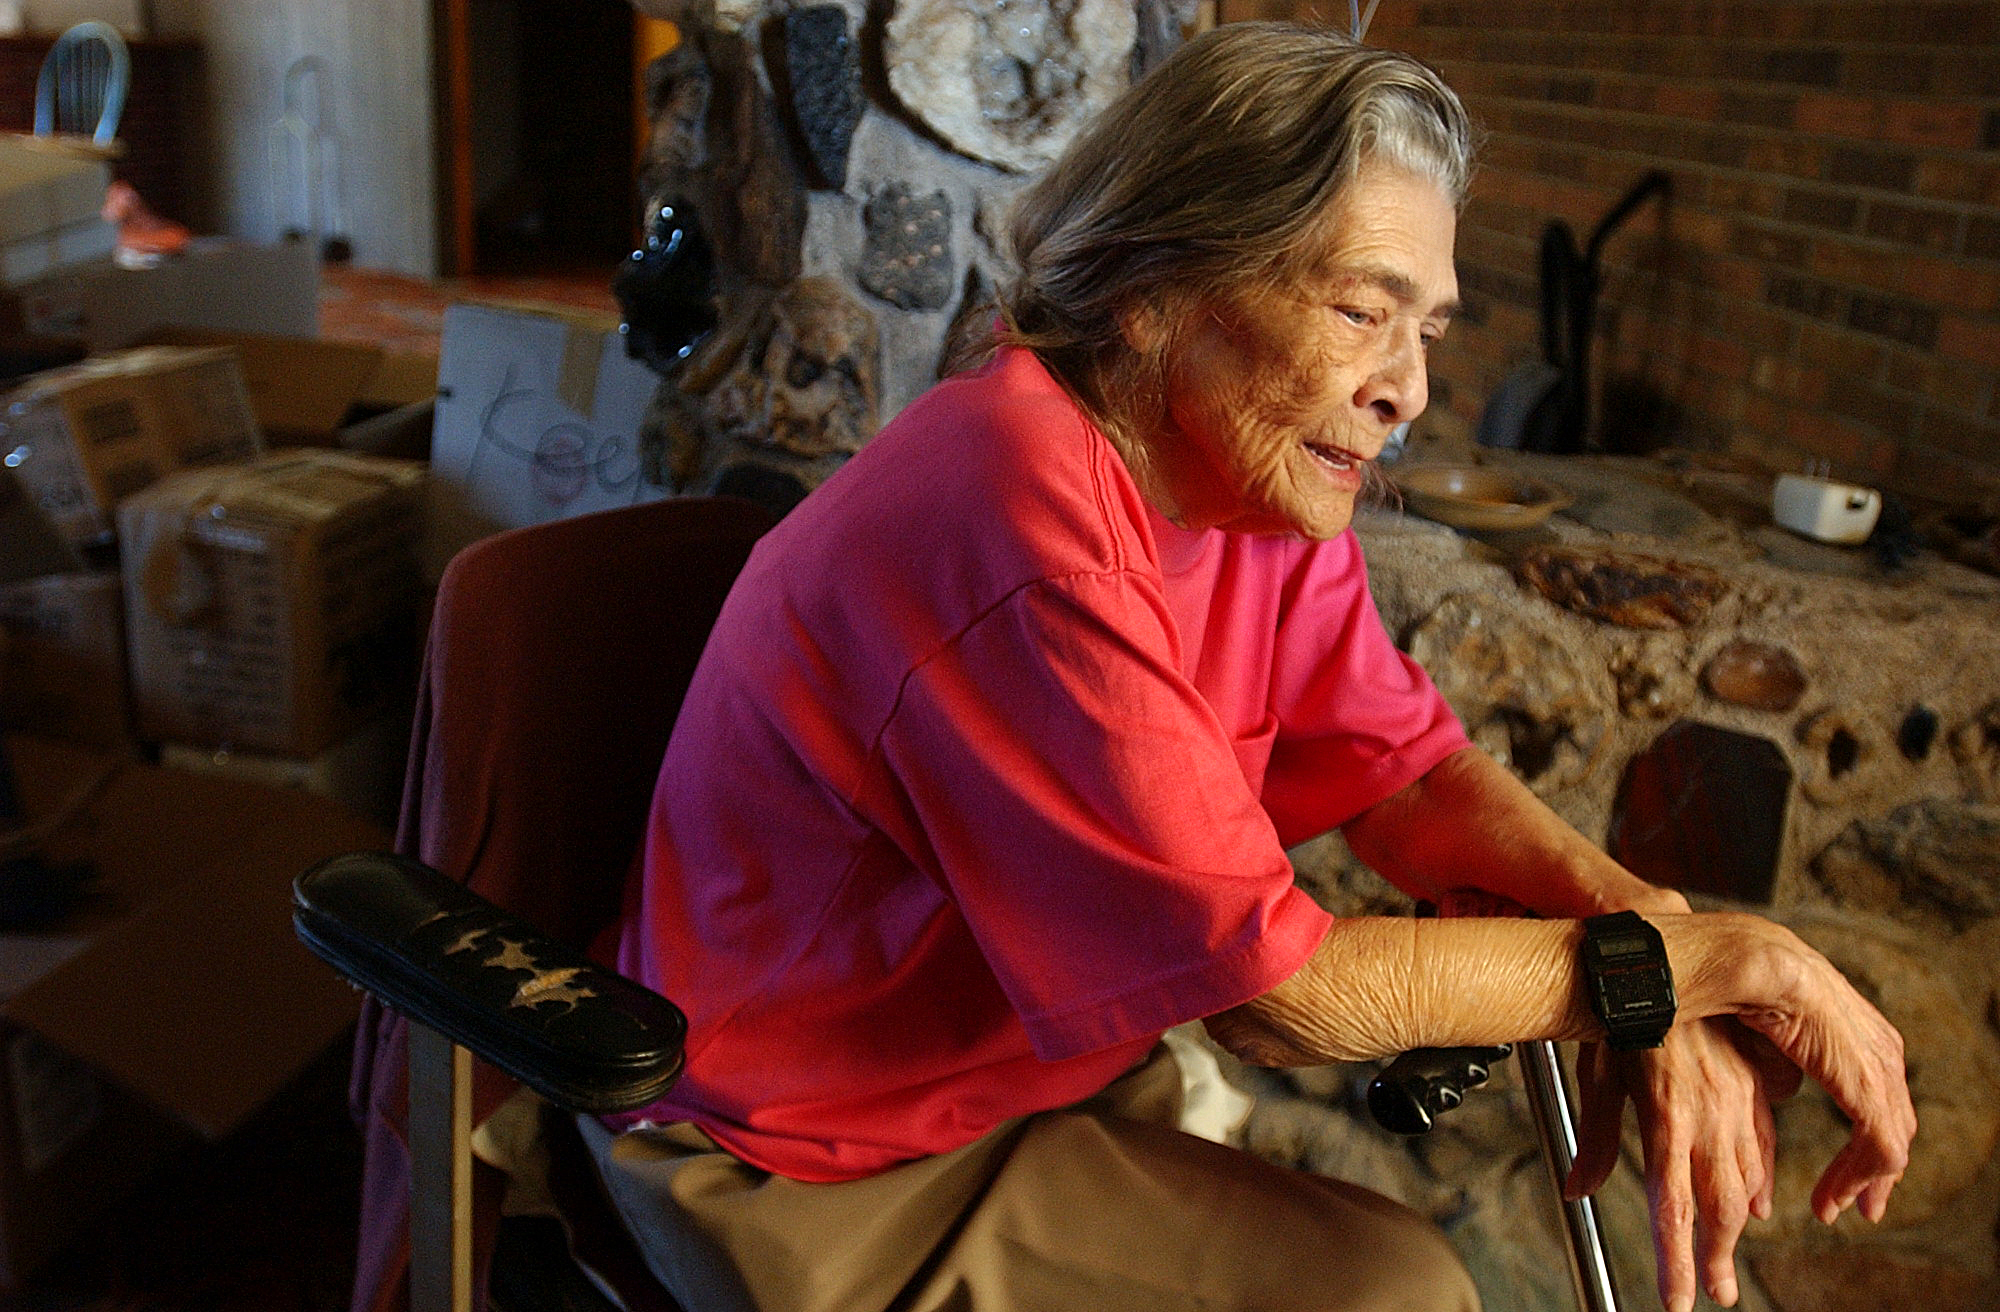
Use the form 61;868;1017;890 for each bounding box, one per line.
712;278;880;458
1896;705;1940;761
885;0;1137;173
859;184;955;311
1700;638;1808;712
1795;706;1888;807
1514;545;1726;629
1607;638;1697;719
646;277;880;497
1951;700;2000;802
1401;592;1615;790
781;6;864;189
1812;800;2000;929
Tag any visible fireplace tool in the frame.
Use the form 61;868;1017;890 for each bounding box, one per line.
1367;899;1624;1312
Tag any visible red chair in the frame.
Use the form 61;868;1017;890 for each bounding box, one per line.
299;495;775;1312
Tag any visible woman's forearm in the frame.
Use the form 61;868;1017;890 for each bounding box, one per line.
1206;914;1588;1063
1205;909;1781;1067
1341;745;1687;918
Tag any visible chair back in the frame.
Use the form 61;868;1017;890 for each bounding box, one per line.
35;21;131;147
398;494;775;948
348;495;774;1312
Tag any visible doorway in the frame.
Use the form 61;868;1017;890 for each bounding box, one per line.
436;0;642;277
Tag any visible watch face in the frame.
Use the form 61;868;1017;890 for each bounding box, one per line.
1595;931;1651;958
1598;963;1673;1016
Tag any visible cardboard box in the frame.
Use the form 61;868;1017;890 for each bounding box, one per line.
428;299;662;579
7;239;320;349
0;570;127;747
0;137;114;289
160;713;409;830
119;450;426;756
142;326;439;449
0;467;83;584
23;0;151;34
0;345;264;548
0;733;386;1288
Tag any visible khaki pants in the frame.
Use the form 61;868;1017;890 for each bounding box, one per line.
579;1048;1479;1312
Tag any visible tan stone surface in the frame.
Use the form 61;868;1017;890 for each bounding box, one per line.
1750;1244;1995;1312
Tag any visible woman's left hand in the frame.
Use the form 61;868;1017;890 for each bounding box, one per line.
1566;1016;1799;1312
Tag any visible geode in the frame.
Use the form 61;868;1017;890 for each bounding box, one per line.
884;0;1136;173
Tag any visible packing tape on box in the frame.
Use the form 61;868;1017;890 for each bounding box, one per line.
559;323;603;421
135;531;220;628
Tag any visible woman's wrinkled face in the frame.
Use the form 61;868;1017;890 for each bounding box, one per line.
1148;163;1459;540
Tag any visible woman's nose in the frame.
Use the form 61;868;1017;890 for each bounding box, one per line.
1355;334;1429;426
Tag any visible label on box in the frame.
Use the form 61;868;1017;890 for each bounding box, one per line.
8;1030;102;1174
428;303;661;574
3;403;104;545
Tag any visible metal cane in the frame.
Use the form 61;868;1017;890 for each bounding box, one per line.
1368;1039;1621;1312
1367;889;1624;1312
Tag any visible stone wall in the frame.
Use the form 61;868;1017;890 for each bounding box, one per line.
624;0;1202;507
1242;450;2000;1312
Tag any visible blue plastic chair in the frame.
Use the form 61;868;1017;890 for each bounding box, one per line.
34;21;131;148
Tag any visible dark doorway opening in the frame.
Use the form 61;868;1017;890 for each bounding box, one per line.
446;0;638;277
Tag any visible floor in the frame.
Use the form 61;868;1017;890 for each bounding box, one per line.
1;1041;361;1312
1;259;621;1312
318;262;621;355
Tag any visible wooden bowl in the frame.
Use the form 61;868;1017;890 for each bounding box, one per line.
1395;464;1574;531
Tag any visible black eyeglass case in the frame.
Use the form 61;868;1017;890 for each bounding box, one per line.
293;851;686;1114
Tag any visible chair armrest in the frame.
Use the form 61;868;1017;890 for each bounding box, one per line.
293;851;685;1115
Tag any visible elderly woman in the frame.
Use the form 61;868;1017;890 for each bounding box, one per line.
585;22;1913;1312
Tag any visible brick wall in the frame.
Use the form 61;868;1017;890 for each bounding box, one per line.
1225;1;2000;507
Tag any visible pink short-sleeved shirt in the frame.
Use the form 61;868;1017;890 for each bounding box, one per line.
608;347;1469;1181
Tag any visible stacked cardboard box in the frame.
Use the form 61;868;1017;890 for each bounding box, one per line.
142;325;438;454
0;734;386;1288
0;345;264;549
0;137;115;290
119;450;426;757
0;570;126;748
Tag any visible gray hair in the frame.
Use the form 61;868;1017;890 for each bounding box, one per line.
998;21;1474;443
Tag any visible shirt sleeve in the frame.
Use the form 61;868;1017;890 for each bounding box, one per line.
874;567;1332;1063
1260;535;1473;849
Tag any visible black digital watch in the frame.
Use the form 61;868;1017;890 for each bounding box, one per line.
1582;910;1676;1051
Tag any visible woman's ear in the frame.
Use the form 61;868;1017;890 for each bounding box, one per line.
1116;298;1168;356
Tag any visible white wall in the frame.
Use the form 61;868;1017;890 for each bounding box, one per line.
152;0;438;277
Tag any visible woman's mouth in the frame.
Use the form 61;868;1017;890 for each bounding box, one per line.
1305;441;1361;475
